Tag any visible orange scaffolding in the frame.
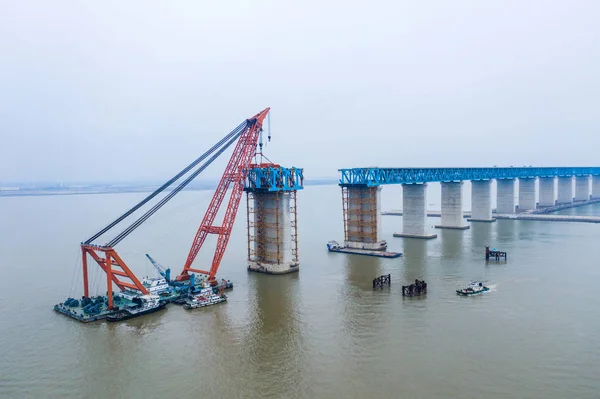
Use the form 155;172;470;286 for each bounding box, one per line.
290;190;299;263
246;190;299;265
341;186;378;244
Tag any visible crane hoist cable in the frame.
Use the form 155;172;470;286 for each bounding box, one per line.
106;130;243;247
84;120;249;245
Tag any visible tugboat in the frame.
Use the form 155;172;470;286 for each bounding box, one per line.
456;281;490;296
106;294;167;322
183;285;227;310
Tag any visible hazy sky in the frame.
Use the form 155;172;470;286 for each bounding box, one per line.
1;0;599;183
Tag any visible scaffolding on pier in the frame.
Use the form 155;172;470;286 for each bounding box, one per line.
247;191;283;264
341;186;378;244
245;165;303;266
290;190;299;263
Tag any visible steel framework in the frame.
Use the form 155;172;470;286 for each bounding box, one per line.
246;165;304;191
81;244;148;309
290;190;299;263
339;167;600;186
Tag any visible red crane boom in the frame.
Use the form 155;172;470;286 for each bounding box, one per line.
177;107;270;283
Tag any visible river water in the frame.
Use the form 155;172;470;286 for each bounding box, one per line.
1;184;599;398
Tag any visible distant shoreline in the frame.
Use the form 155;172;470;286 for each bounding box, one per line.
0;180;339;198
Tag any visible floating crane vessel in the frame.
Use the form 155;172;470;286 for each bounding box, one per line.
54;108;271;322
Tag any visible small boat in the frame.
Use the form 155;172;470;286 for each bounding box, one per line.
106;294;167;322
183;286;227;310
183;293;226;309
326;240;342;251
141;276;170;295
456;281;490;296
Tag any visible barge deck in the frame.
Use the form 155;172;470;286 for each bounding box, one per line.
54;278;234;323
329;247;401;258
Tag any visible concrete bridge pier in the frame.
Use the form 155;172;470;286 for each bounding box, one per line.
575;175;590;202
537;177;556;207
393;183;437;239
557;176;573;204
517;177;537;212
468;180;495;222
496;178;516;214
343;186;386;250
592;175;600;199
247;191;298;274
435;181;469;229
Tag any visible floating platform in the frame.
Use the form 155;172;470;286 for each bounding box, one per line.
393;232;438;239
53;303;111;322
54;279;234;322
328;246;402;258
53;295;134;323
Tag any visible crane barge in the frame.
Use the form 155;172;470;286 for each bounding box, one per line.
54;108;270;322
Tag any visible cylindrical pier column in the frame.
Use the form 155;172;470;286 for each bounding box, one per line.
592;175;600;199
247;191;298;274
343;186;386;250
537;177;556;207
393;183;437;239
557;176;573;204
575;175;590;202
518;177;537;212
469;180;495;222
436;181;469;229
496;178;516;214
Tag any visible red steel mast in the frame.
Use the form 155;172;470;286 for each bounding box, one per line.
176;107;270;283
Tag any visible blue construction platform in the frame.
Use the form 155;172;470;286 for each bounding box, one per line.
245;164;304;191
339;167;600;186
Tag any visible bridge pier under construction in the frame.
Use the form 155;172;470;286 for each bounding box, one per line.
341;186;386;250
246;165;303;274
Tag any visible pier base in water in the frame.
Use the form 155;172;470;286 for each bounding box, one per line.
247;261;299;274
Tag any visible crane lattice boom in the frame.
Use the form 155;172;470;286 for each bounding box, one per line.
178;107;270;283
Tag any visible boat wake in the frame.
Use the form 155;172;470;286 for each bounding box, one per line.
486;284;498;291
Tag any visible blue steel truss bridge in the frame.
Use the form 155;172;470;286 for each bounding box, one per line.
336;166;600;247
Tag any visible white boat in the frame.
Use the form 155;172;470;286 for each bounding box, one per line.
183;286;227;310
141;276;170;294
456;281;490;296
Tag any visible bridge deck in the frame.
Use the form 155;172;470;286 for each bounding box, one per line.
339;167;600;186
